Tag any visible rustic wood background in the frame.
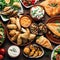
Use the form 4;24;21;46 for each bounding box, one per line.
0;0;58;60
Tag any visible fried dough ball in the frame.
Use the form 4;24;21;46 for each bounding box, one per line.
29;45;35;50
9;30;16;36
10;17;16;24
11;34;18;41
24;47;30;55
11;31;19;41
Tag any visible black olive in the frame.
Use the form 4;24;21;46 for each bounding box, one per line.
38;23;47;35
30;23;39;35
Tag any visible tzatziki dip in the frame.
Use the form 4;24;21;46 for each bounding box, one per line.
8;45;20;58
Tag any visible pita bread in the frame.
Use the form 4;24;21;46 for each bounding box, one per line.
46;23;60;37
40;0;60;16
36;36;53;50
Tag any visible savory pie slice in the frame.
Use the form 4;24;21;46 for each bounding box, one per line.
46;23;60;37
36;36;53;50
40;0;60;16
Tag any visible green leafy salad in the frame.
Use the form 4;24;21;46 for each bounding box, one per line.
0;0;21;20
0;0;20;11
0;22;5;45
53;48;60;60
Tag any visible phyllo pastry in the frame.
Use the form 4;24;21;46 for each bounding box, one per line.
36;36;53;50
40;0;60;16
46;23;60;37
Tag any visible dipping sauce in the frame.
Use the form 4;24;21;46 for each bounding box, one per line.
30;5;45;21
20;16;32;28
8;45;20;58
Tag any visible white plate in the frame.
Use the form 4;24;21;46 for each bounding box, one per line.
51;45;60;60
0;15;9;22
20;0;38;8
0;1;24;22
17;0;24;16
8;45;20;58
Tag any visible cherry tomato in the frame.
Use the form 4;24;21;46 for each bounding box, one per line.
0;55;3;60
0;48;6;55
0;35;2;39
31;0;35;5
32;0;35;2
23;2;28;6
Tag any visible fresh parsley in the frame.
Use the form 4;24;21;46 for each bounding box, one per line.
57;28;60;33
48;3;58;7
55;20;59;23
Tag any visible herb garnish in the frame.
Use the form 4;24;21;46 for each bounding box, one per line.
0;22;5;44
55;20;59;23
57;25;60;33
48;3;58;7
10;48;17;52
57;28;60;33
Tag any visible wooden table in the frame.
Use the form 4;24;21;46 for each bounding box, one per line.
0;0;58;60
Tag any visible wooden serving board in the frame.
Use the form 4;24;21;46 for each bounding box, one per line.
1;0;59;60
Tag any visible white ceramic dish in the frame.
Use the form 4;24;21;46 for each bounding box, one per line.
23;44;44;58
20;0;38;8
17;1;24;16
51;45;60;60
0;1;23;22
0;15;9;22
8;45;20;58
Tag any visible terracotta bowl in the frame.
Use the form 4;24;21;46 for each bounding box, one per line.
7;20;34;46
46;15;60;44
0;21;6;46
20;15;32;28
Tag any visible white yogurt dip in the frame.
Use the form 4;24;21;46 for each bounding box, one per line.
8;45;20;58
30;6;44;20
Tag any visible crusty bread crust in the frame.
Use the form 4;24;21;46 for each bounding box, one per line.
46;23;60;37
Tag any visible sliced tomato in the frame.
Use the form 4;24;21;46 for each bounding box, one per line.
0;55;3;60
31;0;35;5
32;0;35;2
56;54;60;60
0;35;2;39
0;48;6;55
